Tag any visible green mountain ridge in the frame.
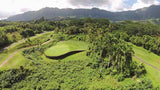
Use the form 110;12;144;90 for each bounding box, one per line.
6;5;160;21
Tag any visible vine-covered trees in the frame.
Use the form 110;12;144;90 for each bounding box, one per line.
87;27;145;78
130;35;160;55
0;18;157;89
0;19;56;48
0;31;10;47
114;21;160;56
20;29;35;38
119;21;160;36
0;68;30;88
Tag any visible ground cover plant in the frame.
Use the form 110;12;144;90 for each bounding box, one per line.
0;18;160;89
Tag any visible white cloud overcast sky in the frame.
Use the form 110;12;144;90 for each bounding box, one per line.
0;0;159;19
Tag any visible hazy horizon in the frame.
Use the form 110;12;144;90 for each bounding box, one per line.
0;0;160;19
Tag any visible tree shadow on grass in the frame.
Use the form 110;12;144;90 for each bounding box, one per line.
45;50;85;60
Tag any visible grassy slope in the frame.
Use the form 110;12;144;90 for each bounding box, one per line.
1;35;160;88
43;40;121;89
0;51;28;70
43;51;89;62
43;40;140;89
43;40;89;61
45;40;88;56
132;44;160;87
0;32;53;69
0;39;88;70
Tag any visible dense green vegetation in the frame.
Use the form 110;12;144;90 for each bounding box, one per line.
0;18;160;89
0;18;55;49
132;44;160;87
148;18;160;25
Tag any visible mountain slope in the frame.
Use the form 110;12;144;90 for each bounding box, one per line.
7;8;115;21
6;5;160;21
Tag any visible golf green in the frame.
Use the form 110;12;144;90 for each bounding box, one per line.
45;40;88;56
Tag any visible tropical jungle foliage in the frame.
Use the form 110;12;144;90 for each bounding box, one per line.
0;18;160;89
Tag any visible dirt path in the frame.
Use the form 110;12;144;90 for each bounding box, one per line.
133;55;160;72
0;39;52;68
0;32;49;53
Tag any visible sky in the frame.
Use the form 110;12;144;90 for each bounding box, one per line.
0;0;160;19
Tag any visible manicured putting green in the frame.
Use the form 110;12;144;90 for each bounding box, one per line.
45;40;88;56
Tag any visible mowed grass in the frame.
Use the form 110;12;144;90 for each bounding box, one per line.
132;44;160;87
45;40;88;56
0;51;28;70
133;44;160;69
0;32;52;66
1;36;159;88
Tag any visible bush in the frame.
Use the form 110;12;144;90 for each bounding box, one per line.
0;68;30;89
117;73;124;82
122;78;153;90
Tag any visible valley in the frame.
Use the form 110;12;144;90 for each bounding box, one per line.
0;18;160;89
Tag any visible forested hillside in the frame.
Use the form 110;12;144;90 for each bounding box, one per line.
6;5;160;21
0;18;55;49
0;18;160;89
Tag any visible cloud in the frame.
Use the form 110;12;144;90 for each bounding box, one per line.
68;0;127;11
132;0;159;10
20;8;31;13
0;11;14;20
68;0;109;7
109;0;126;11
141;0;158;4
0;0;73;19
0;12;8;19
0;0;160;19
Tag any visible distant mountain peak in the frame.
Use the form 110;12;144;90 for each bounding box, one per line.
6;5;160;21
